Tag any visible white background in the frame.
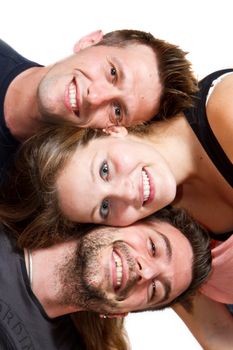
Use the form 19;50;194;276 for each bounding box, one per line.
1;1;232;349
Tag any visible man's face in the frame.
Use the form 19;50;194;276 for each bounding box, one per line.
37;43;161;128
59;219;193;315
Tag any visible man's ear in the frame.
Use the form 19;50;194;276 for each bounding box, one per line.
99;312;128;319
73;30;103;52
102;126;128;137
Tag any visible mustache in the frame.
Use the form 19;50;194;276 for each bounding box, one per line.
116;273;138;301
76;234;139;310
113;240;138;301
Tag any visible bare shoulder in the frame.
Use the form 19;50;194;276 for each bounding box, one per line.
206;74;233;163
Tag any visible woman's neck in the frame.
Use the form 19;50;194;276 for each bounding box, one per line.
132;115;201;186
143;116;233;233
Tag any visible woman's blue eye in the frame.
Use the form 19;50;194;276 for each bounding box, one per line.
150;239;156;257
100;199;109;219
100;161;109;179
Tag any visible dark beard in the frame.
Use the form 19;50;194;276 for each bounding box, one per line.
56;232;117;314
56;229;137;314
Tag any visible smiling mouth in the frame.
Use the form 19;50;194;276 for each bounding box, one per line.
68;80;80;117
113;251;123;290
142;169;151;204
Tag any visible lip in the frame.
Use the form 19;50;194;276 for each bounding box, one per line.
111;248;128;293
65;78;81;117
142;168;155;205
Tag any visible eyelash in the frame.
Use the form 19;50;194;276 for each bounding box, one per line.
151;280;157;301
99;161;110;220
100;199;110;220
150;238;156;257
149;238;157;301
112;104;122;125
109;63;123;125
110;64;118;82
99;161;109;180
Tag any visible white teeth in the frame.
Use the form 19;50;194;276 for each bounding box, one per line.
113;252;123;287
69;82;77;109
142;169;150;203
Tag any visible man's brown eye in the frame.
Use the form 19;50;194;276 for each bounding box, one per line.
151;280;157;301
111;67;117;77
111;105;122;125
114;106;121;117
150;238;156;257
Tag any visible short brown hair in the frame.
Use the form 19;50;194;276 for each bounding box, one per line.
98;29;198;119
141;206;212;311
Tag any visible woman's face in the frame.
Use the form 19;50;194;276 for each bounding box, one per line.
56;133;177;226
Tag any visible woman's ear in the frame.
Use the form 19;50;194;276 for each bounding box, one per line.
73;30;103;52
102;126;128;137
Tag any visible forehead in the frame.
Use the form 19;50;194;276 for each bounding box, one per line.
89;42;157;61
113;219;192;261
81;135;148;163
115;219;175;239
93;43;159;84
81;135;135;154
97;220;163;244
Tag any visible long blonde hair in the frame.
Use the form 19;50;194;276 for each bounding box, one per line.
72;312;129;350
0;125;105;249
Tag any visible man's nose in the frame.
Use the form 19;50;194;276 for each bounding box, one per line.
137;257;161;283
86;82;117;106
139;265;156;281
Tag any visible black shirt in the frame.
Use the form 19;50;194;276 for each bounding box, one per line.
0;227;84;349
184;68;233;187
184;69;233;241
0;39;42;182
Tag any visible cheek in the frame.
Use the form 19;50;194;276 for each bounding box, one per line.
112;207;141;226
122;290;146;312
123;234;144;250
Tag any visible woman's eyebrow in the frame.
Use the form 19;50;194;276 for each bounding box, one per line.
90;152;98;221
90;151;97;184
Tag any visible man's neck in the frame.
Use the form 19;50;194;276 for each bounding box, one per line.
4;66;49;141
24;241;83;318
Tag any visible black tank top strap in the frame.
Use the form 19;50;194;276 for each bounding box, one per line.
209;230;233;241
184;69;233;187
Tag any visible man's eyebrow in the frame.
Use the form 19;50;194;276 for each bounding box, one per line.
158;231;172;261
160;279;171;304
154;231;172;304
150;229;172;305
